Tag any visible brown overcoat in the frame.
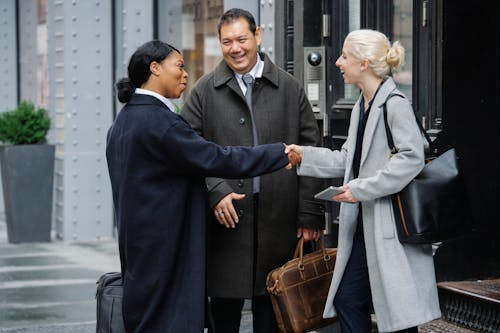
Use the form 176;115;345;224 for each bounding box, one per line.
181;53;325;297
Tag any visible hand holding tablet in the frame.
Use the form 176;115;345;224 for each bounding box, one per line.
314;186;346;201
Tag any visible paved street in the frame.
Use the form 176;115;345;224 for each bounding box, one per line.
0;217;119;332
0;218;258;332
0;218;339;333
0;218;476;333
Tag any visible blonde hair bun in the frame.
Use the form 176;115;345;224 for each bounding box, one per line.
386;41;405;73
345;29;405;78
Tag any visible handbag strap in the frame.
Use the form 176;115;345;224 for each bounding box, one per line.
382;92;433;154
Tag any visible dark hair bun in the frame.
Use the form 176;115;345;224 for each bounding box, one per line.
115;78;135;103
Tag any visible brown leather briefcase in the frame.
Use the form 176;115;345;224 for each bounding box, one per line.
266;238;337;333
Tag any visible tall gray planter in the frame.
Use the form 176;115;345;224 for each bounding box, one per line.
0;144;55;243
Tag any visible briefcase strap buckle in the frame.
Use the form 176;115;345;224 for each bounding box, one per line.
267;279;280;295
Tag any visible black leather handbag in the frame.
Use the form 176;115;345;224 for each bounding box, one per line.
96;272;125;333
382;93;474;244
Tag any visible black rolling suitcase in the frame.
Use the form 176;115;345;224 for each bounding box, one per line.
96;272;125;333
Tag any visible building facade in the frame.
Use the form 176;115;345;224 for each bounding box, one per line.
1;0;499;280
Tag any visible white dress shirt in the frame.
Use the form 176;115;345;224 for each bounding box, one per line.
234;55;264;95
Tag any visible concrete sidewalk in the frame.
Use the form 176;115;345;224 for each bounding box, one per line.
0;219;120;332
0;218;469;333
0;219;338;333
0;219;257;333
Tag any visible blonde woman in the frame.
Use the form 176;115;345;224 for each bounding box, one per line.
286;30;441;332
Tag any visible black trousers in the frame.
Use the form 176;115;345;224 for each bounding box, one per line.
208;194;278;333
333;232;418;333
209;295;278;333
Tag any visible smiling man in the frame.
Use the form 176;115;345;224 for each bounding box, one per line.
181;8;325;333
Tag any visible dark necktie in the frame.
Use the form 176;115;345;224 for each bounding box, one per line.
242;73;260;193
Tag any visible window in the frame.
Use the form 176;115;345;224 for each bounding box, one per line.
328;0;362;108
329;0;441;131
413;0;443;131
391;0;413;101
158;0;223;100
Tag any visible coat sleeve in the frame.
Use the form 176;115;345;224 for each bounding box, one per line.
347;97;424;202
295;87;328;229
181;83;235;208
162;118;289;179
297;144;348;178
297;96;358;179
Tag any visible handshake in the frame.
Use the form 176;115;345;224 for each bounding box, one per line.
284;144;303;170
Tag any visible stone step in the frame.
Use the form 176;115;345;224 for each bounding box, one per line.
419;319;481;332
369;315;480;333
439;279;500;306
437;279;500;332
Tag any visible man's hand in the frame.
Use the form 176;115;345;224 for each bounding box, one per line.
285;144;303;169
297;227;321;241
214;192;246;228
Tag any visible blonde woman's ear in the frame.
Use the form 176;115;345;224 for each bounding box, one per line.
360;59;369;72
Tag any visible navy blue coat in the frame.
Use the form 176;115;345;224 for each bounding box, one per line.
106;94;288;332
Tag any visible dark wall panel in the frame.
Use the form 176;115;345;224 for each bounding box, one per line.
434;0;500;281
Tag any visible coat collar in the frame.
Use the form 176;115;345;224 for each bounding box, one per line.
127;93;171;112
213;52;279;89
359;77;399;167
374;77;398;109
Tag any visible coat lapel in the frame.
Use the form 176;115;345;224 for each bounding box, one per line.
360;105;380;167
359;78;397;168
260;53;279;87
213;60;245;100
253;53;279;144
345;97;362;181
212;53;280;145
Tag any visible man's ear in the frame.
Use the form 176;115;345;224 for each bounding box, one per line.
255;26;262;47
150;61;161;76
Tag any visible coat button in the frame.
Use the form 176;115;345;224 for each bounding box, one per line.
239;118;245;125
237;180;244;187
238;209;244;217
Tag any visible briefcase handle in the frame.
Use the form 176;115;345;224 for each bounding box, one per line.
293;237;332;271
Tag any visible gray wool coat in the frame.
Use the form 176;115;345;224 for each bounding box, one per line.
297;78;441;332
181;53;325;297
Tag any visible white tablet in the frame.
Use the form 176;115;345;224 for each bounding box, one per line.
314;186;345;201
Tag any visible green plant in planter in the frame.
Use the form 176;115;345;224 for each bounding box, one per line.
0;101;51;144
0;101;54;243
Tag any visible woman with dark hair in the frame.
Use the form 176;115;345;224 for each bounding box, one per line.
106;40;289;332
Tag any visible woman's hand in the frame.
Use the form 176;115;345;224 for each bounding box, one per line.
333;185;358;203
285;144;303;169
